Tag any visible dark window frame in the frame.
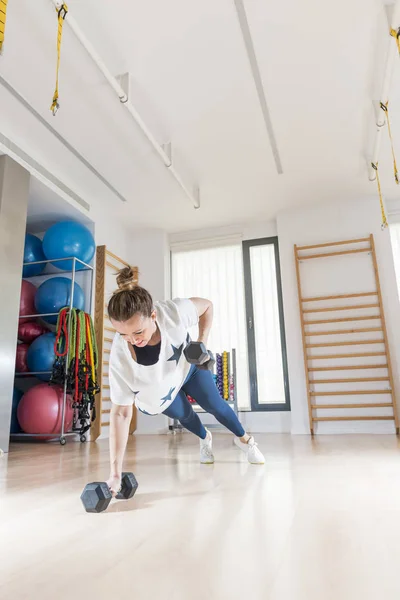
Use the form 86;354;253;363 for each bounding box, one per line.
242;237;291;412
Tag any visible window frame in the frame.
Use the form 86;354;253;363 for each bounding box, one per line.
242;236;291;412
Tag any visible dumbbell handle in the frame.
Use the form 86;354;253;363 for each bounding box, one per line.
198;350;215;371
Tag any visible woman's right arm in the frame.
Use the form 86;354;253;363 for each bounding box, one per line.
107;338;135;495
107;403;133;495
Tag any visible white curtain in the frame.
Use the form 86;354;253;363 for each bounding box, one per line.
171;244;250;409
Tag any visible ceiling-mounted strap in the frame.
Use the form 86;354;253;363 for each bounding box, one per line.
50;3;68;115
0;0;9;53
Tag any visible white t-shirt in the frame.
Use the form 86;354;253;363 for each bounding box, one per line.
109;298;199;415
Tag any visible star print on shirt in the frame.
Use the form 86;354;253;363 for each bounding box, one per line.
160;387;176;406
167;343;184;365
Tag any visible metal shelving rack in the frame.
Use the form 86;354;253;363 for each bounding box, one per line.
11;256;94;445
169;348;239;433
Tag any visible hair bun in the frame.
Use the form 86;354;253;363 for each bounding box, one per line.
116;266;138;291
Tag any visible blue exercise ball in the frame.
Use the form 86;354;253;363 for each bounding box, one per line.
11;388;23;433
23;233;47;277
35;277;85;324
26;332;57;381
42;221;95;271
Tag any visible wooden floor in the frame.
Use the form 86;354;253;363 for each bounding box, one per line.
2;433;400;600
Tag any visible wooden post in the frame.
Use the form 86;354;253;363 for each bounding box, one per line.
294;244;314;434
92;245;106;441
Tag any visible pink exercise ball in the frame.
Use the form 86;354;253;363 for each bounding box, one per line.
19;280;37;317
15;343;30;373
18;321;48;343
17;384;74;436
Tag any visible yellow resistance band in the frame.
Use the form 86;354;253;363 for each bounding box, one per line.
380;101;399;184
0;0;8;53
50;3;68;115
371;162;388;229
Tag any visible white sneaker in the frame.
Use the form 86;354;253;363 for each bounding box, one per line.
234;436;265;464
200;429;214;464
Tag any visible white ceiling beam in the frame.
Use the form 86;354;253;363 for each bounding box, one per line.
0;73;127;203
233;0;283;175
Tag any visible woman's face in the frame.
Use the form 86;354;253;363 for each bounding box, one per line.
111;310;157;347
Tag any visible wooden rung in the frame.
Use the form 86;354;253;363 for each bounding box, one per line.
305;315;380;325
104;337;113;343
103;372;109;378
106;260;121;272
307;339;384;348
104;349;111;355
298;248;370;260
102;409;111;414
105;250;131;268
310;389;392;396
308;351;386;359
103;361;109;366
102;421;110;427
306;327;382;336
309;364;388;372
102;396;111;401
303;303;379;314
302;292;377;303
313;415;394;422
105;326;115;333
312;402;393;409
309;377;390;384
296;237;371;252
103;384;110;389
104;313;110;320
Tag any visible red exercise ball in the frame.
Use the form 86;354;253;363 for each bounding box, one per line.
15;343;30;373
18;321;48;343
17;384;73;436
19;280;37;317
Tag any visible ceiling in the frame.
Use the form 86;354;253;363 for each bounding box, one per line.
1;0;400;232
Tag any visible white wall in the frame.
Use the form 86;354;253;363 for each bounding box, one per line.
243;220;277;240
277;196;400;434
169;197;400;436
127;229;170;301
89;195;400;438
123;229;171;434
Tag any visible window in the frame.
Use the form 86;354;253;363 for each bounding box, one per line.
171;237;290;412
171;244;250;409
243;237;290;411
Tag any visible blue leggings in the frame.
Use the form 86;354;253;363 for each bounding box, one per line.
163;365;245;439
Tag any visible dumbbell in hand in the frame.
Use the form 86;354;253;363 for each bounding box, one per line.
184;341;216;371
80;472;138;513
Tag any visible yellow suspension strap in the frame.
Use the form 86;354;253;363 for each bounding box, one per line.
0;0;8;54
371;162;388;230
380;101;399;184
50;3;68;115
390;27;400;53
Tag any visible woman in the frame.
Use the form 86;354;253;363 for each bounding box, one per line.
106;267;264;495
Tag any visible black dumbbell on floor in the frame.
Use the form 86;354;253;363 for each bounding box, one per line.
80;472;138;513
184;342;215;371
